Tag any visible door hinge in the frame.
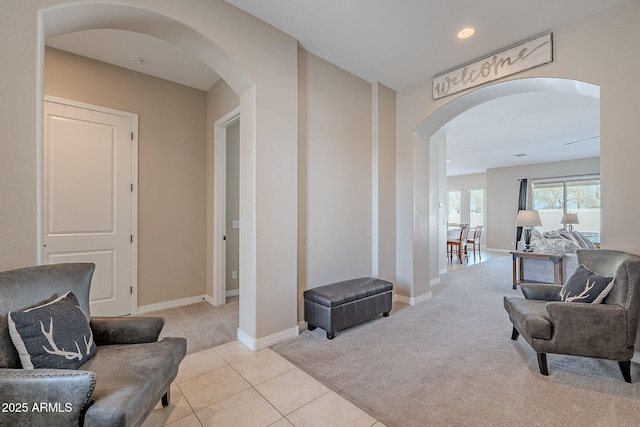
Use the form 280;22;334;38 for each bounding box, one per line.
130;286;133;295
130;235;133;243
131;183;134;192
131;132;134;141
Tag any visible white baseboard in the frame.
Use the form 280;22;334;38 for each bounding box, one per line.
430;277;441;286
298;320;308;332
393;294;408;304
237;325;300;351
393;292;432;306
203;294;216;306
137;294;210;314
226;289;239;298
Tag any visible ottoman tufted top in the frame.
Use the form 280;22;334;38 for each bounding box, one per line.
304;277;393;307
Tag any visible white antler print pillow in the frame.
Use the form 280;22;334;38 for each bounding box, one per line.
8;291;96;369
556;265;615;304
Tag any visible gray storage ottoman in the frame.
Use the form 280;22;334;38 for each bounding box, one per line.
304;277;393;339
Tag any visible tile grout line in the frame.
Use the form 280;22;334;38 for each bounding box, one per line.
280;389;333;426
163;341;383;426
173;382;202;426
173;348;292;426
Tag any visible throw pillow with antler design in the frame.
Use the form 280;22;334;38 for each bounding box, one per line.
556;264;615;304
7;291;96;369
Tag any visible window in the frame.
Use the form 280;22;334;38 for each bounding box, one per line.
469;188;485;228
448;190;461;225
532;176;600;244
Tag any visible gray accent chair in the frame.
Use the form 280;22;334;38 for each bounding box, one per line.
0;263;187;426
504;249;640;382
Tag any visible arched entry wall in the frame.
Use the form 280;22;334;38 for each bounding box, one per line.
394;1;640;357
406;78;599;301
34;0;299;350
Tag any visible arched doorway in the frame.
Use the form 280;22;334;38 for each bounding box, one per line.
38;1;263;343
410;77;600;298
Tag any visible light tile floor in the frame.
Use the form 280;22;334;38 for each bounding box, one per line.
141;340;385;427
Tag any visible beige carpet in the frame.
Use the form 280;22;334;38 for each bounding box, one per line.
146;299;239;354
272;255;640;427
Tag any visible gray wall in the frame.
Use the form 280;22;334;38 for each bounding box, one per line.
44;47;208;307
486;157;600;250
297;49;373;318
1;0;301;345
397;2;640;303
447;158;600;253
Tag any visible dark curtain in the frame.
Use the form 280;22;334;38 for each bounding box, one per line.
515;178;528;247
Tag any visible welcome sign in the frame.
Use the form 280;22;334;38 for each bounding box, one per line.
433;33;553;100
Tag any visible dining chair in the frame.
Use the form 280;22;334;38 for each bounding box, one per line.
467;225;483;260
447;224;470;263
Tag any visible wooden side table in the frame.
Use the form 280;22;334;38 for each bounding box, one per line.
510;251;564;289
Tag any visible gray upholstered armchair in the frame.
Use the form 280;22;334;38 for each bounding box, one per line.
0;263;187;426
504;249;640;382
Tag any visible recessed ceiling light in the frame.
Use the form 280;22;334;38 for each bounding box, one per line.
129;56;144;65
457;28;475;39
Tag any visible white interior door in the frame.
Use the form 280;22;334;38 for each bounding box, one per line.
213;108;240;306
43;98;137;316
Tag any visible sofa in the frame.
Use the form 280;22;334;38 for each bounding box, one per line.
0;263;187;426
517;228;597;284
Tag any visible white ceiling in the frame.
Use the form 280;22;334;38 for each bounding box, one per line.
225;0;629;92
440;91;600;176
45;0;629;176
47;29;220;91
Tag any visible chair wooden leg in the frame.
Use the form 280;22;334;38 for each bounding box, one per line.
162;389;170;407
537;353;548;376
510;326;519;340
619;360;632;383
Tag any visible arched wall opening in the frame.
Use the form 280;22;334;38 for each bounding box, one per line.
38;2;259;345
410;77;600;297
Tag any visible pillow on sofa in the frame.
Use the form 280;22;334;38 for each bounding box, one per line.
557;229;580;244
542;229;569;240
8;291;96;369
529;230;582;253
571;230;597;249
556;264;614;303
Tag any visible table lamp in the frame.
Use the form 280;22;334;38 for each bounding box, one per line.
516;210;543;252
561;213;579;231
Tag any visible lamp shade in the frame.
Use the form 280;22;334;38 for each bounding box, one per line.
561;213;580;225
516;210;543;227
